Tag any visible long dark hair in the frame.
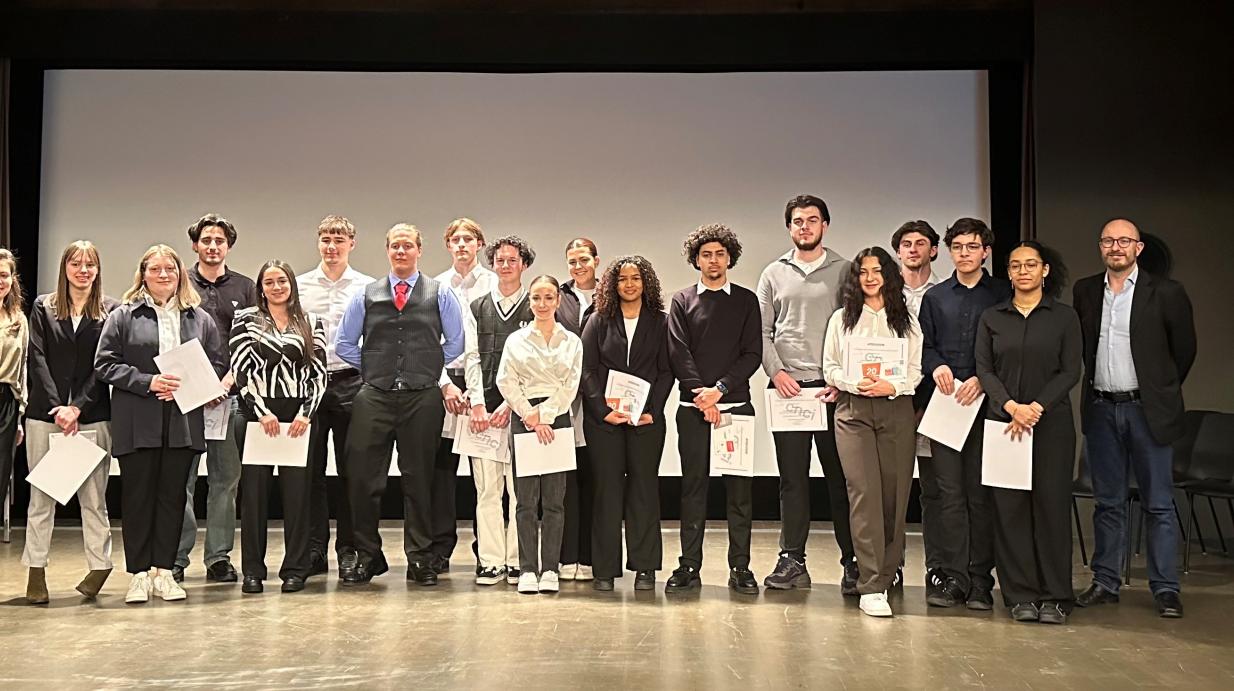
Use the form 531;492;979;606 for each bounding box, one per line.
592;255;663;320
256;260;314;360
49;240;107;320
1008;240;1068;299
840;247;912;337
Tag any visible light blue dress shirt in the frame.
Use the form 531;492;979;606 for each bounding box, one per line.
1094;265;1140;392
334;271;465;371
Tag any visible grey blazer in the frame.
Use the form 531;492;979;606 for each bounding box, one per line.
95;301;227;457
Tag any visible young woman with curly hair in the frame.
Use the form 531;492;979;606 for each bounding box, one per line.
580;255;672;592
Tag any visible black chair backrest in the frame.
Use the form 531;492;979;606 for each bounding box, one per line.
1186;412;1234;483
1172;410;1213;482
1073;446;1093;495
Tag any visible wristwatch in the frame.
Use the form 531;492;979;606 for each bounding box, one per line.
715;380;729;395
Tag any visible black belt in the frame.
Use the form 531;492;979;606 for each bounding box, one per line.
1094;389;1140;403
327;367;359;382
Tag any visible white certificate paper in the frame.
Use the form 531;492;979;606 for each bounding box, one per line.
26;431;108;506
918;389;986;452
710;414;755;477
242;422;311;467
605;371;651;425
153;338;225;414
452;414;512;463
844;336;909;382
203;402;229;441
981;420;1033;490
763;388;828;432
513;427;577;477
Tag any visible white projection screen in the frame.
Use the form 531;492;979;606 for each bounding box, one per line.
39;69;990;476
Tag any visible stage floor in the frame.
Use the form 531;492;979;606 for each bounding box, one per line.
2;522;1233;689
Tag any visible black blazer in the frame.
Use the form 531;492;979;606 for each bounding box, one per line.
95;300;228;457
26;294;120;425
555;279;595;338
580;307;673;426
1073;269;1197;444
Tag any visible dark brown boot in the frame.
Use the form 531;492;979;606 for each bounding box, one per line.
76;568;112;600
27;567;50;605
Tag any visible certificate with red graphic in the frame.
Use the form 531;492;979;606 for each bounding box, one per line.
709;414;755;477
845;336;908;382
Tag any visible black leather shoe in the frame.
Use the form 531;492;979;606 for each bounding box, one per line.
429;554;451;575
407;562;439;586
927;578;967;608
1155;590;1184;618
341;556;389;585
665;565;701;592
728;567;759;594
966;586;994;611
308;552;328;577
337;550;360;581
206;560;238;583
1038;601;1067;625
1075;582;1120;607
281;576;306;593
634;570;656;591
839;559;858;596
593;577;615;592
171;565;186;583
241;577;263;594
1010;602;1040;622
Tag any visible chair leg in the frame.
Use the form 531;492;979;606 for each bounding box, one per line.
1191;495;1207;555
1136;504;1146;556
1185;493;1194;574
1123;498;1133;586
1073;497;1089;567
1175;500;1186;542
1209;497;1227;554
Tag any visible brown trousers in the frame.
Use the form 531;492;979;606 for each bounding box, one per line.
834;393;916;594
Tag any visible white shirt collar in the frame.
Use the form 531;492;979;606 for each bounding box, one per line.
696;280;732;295
305;264;365;285
1104;264;1139;287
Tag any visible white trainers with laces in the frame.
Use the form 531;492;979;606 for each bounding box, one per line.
517;571;540;594
559;563;578;581
539;571;560;593
860;591;893;617
575;565;594;581
125;571;152;604
153;569;187;601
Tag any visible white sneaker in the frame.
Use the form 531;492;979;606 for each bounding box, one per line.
539;571;560;593
517;571;540;594
575;565;594;581
559;563;578;581
125;572;152;604
152;569;187;601
860;592;893;617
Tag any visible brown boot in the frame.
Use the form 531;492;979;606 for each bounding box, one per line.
27;567;50;605
76;568;112;600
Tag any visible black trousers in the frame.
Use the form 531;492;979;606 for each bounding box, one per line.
308;370;361;557
587;418;665;579
346;384;445;565
118;403;196;573
0;386;18;508
928;414;995;592
769;381;855;565
238;398;313;581
560;445;594;566
676;404;754;570
990;410;1076;605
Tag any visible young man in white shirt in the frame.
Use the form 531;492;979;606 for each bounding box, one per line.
432;218;498;575
296;215;375;577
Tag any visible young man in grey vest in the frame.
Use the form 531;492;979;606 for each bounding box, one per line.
465;235;535;586
334;223;465;586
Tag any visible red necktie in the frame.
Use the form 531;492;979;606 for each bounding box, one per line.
394;281;410;310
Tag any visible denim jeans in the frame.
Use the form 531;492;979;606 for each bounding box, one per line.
176;397;242;568
1086;397;1180;594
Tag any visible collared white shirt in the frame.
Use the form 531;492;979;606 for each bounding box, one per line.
495;321;583;423
1095;265;1140;392
788;249;828;275
822;304;923;398
902;270;943;317
696;280;732;295
296;264;375;371
142;294;181;355
436;263;498;371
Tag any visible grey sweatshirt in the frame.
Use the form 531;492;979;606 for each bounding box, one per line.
756;249;851;382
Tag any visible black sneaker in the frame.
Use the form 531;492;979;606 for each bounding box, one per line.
665;565;701;592
1010;602;1040;622
728;567;759;595
308;551;328;576
337;549;359;580
475;566;506;586
927;577;966;608
764;554;811;590
429;554;450;575
924;568;946;603
205;560;238;583
1038;601;1067;625
966;585;994;611
891;567;904;589
634;570;656;591
171;565;186;583
840;559;858;596
506;568;522;586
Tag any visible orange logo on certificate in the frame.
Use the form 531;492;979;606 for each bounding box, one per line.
861;361;882;378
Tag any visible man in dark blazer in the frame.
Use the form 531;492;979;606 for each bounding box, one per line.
1072;218;1196;619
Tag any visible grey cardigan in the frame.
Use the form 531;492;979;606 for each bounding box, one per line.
95;301;227;457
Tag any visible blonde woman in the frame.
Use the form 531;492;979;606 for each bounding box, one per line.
0;248;28;544
23;241;118;604
95;245;227;604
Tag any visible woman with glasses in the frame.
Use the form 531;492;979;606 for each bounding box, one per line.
975;240;1081;625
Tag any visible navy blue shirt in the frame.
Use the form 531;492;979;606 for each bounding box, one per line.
919;270;1012;381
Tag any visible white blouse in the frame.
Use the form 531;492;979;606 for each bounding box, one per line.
822;305;923;398
495;322;583;424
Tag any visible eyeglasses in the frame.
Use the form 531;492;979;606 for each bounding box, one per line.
1008;260;1042;273
1099;237;1138;249
493;258;522;267
950;242;984;254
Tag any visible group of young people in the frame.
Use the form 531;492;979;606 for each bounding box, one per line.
1;193;1195;622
